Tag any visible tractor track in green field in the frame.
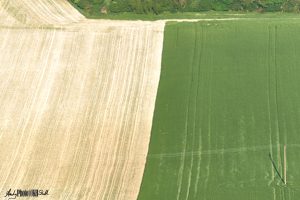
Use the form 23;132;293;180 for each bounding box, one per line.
147;144;300;158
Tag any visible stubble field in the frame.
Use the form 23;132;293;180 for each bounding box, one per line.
0;1;164;199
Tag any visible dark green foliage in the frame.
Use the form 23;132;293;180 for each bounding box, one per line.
69;0;300;15
110;0;132;13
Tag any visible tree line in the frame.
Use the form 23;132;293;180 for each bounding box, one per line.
69;0;300;15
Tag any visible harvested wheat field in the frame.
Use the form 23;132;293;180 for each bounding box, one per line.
0;0;165;199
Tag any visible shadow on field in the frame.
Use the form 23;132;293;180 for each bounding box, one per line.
269;153;285;184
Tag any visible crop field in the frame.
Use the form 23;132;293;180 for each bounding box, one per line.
139;21;300;200
0;1;164;199
2;1;300;200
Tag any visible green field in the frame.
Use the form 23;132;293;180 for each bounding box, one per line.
138;20;300;199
